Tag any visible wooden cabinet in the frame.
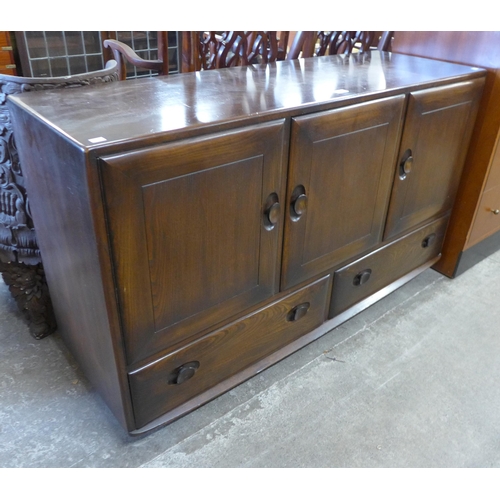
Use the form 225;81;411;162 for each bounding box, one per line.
8;52;484;433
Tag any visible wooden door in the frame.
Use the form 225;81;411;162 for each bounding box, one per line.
100;120;287;365
281;95;405;290
384;79;484;240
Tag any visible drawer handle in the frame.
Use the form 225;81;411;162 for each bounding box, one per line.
491;209;500;215
399;149;413;180
290;185;307;221
353;269;372;286
421;233;436;248
264;193;280;230
168;361;200;385
287;302;310;322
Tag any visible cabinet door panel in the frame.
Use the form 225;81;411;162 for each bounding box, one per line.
384;79;484;240
281;96;405;290
101;121;287;365
143;157;262;331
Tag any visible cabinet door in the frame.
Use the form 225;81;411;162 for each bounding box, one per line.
384;79;484;240
100;121;287;365
281;96;405;290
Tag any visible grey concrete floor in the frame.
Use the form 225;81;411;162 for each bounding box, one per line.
1;248;500;468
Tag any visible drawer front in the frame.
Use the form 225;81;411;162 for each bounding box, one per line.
330;216;448;318
483;137;500;191
129;275;331;429
467;185;500;248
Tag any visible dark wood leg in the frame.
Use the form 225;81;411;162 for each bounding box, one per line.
0;261;57;339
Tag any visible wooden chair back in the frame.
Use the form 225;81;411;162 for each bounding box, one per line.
287;31;393;59
181;31;289;72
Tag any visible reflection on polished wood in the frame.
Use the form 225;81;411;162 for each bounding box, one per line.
10;51;485;148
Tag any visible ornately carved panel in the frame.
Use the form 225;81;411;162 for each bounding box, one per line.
0;62;118;338
315;31;376;56
196;31;284;70
0;83;37;265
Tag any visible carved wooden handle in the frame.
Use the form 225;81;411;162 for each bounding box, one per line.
399;149;413;180
168;361;200;385
290;185;307;221
287;302;310;322
353;269;372;286
421;233;436;248
293;194;308;216
264;193;280;230
266;201;281;225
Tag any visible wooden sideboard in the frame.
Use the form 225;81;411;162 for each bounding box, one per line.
391;31;500;277
8;52;484;434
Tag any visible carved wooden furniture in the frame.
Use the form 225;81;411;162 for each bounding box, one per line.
181;32;290;72
103;32;169;80
287;31;393;59
0;60;119;339
8;52;484;432
391;31;500;277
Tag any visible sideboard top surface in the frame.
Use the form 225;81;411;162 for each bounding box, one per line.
8;51;485;149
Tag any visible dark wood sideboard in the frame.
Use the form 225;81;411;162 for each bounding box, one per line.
8;52;485;434
391;31;500;277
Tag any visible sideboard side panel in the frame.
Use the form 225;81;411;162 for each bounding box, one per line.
8;105;133;431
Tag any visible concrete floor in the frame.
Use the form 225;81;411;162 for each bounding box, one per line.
1;246;500;468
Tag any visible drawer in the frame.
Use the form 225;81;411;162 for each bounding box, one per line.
483;137;500;190
329;216;449;318
467;185;500;248
129;275;331;429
